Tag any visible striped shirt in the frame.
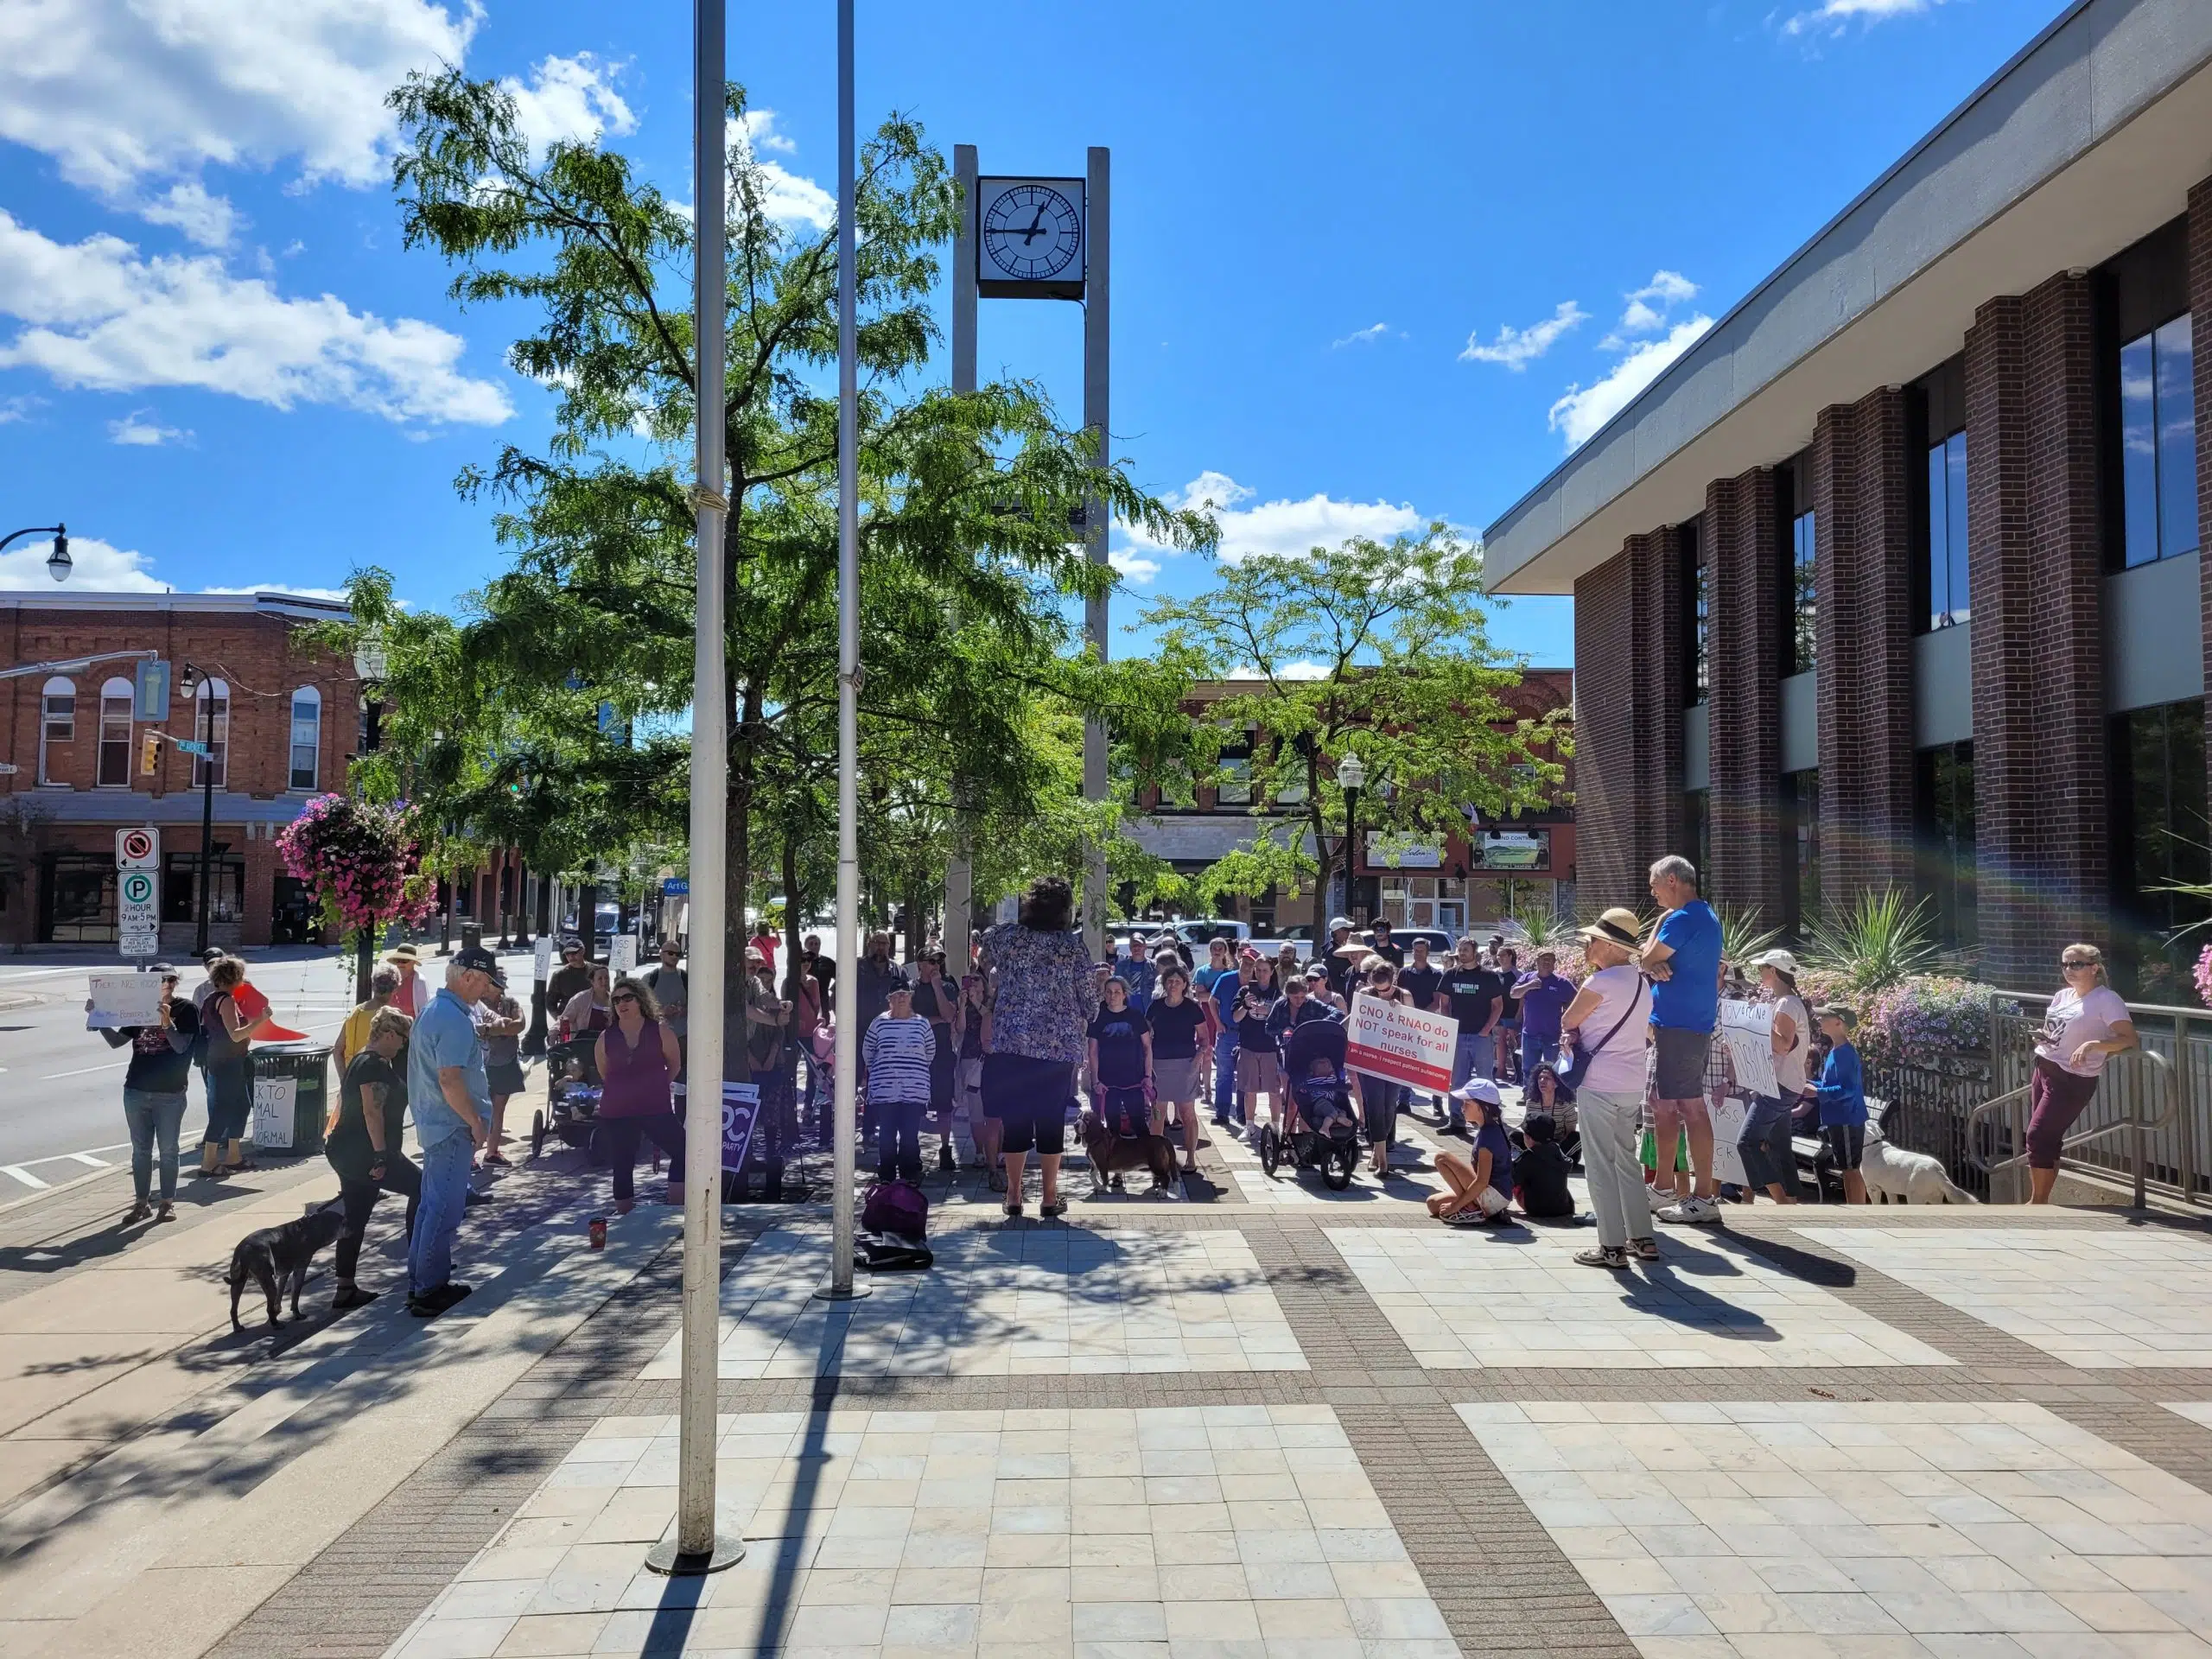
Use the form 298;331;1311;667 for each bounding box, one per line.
862;1013;937;1104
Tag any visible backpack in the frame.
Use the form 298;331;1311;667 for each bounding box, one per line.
861;1179;928;1242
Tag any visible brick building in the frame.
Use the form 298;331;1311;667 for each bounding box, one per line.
0;592;363;951
1127;671;1577;935
1483;0;2212;994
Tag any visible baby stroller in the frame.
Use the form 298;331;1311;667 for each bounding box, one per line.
531;1034;602;1159
1256;1018;1363;1190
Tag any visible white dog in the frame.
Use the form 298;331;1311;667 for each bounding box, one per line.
1860;1110;1978;1205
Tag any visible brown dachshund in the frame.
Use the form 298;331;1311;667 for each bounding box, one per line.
1078;1102;1182;1198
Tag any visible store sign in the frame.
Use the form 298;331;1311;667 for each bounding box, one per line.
1472;830;1549;871
1363;830;1445;869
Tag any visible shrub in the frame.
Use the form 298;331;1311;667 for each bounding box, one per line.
1854;975;2009;1075
1805;889;1942;994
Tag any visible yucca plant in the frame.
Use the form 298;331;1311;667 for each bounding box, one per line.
1505;893;1576;954
1718;905;1781;972
1804;888;1942;993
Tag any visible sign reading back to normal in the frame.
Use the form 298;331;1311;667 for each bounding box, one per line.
1344;993;1458;1092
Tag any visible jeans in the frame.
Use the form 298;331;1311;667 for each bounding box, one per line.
336;1153;422;1282
1738;1095;1799;1193
1578;1086;1650;1250
872;1096;925;1183
409;1129;474;1297
597;1113;687;1203
1446;1035;1493;1127
1520;1031;1559;1081
1211;1029;1241;1122
122;1088;187;1204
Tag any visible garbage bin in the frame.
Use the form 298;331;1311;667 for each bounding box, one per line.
247;1042;333;1157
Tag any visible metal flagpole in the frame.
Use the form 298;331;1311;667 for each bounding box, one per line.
822;0;868;1304
648;0;741;1577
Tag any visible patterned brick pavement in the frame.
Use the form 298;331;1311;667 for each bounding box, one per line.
203;1192;2212;1659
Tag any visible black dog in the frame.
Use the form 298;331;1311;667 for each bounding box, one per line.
1079;1103;1181;1198
228;1204;346;1332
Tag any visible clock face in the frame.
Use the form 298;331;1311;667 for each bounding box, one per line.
982;182;1084;283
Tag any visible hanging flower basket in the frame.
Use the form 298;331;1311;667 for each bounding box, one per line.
276;794;436;938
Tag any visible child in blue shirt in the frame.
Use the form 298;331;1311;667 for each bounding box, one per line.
1815;1005;1869;1205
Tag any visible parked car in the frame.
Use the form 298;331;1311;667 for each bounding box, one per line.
1169;918;1252;949
560;901;625;938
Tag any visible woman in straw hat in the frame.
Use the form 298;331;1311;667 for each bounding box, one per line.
1557;907;1657;1269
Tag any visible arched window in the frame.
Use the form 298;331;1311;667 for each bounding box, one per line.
37;677;73;786
192;678;230;790
98;677;134;788
288;686;321;791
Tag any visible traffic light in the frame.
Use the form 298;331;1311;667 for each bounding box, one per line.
139;733;161;777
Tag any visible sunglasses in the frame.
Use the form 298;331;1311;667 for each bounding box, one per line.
2062;958;2095;969
613;993;639;1005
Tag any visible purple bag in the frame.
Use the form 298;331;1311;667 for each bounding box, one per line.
862;1179;928;1241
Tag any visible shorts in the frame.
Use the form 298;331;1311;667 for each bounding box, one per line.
1820;1122;1865;1172
1236;1049;1281;1097
1639;1126;1690;1173
1154;1054;1203;1103
487;1059;527;1096
1651;1026;1713;1100
982;1053;1071;1156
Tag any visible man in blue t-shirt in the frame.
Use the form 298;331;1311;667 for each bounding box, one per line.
1193;938;1242;1127
1639;855;1724;1225
406;945;499;1316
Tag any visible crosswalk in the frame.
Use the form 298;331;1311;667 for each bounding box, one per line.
2;1141;132;1192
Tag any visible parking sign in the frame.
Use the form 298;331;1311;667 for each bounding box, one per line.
117;826;159;869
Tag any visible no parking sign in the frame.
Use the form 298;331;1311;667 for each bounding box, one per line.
116;828;160;957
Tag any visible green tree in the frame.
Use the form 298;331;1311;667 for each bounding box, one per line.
1141;527;1569;938
385;72;1211;1073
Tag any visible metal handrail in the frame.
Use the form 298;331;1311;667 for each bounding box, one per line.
1967;1047;2177;1206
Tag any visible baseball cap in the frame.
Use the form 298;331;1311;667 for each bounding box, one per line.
1329;916;1353;931
1452;1076;1503;1109
1752;948;1800;975
453;944;505;987
150;962;179;977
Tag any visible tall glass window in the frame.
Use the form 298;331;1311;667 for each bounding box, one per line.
1784;770;1821;940
2119;315;2198;569
98;677;133;787
1777;453;1816;677
1684;790;1709;887
289;688;321;791
1926;430;1968;627
38;677;73;785
2112;698;2209;999
1915;742;1977;952
1681;522;1707;705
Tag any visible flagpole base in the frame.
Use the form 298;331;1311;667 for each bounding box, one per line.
645;1535;746;1577
811;1281;873;1301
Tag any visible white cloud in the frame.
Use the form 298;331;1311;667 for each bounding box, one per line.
0;0;478;196
134;181;238;249
109;410;192;446
0;534;163;592
731;111;834;229
1602;270;1700;348
0;212;512;426
1332;322;1391;348
204;582;353;601
0;394;38;423
1109;547;1161;585
1548;315;1714;448
1783;0;1940;37
503;53;636;155
1228;661;1329;681
741;110;798;155
1126;471;1426;564
1459;302;1588;371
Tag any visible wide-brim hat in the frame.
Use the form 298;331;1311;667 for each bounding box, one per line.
385;944;422;966
1580;907;1643;951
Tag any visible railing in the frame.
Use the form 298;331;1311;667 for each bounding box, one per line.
1865;1061;1998;1201
1990;990;2211;1205
1967;1046;2177;1207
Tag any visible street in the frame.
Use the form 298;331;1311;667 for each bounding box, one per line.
0;945;539;1192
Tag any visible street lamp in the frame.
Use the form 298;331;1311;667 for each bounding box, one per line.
346;634;389;1001
177;663;219;957
1337;753;1365;925
1;524;69;581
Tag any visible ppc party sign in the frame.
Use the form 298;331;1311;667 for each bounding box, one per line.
1344;993;1459;1092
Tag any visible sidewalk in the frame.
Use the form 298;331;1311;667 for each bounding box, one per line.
5;1100;2212;1659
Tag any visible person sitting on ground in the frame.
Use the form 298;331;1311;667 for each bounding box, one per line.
1428;1077;1515;1223
1512;1111;1576;1220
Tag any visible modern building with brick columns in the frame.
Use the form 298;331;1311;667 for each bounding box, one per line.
1484;0;2212;994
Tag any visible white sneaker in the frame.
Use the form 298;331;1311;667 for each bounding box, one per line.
1657;1196;1722;1224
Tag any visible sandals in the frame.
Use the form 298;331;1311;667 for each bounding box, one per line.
1576;1245;1630;1269
1004;1201;1024;1219
1039;1198;1067;1219
1629;1236;1660;1262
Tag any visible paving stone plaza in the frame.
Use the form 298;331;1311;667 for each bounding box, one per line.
232;1116;2212;1659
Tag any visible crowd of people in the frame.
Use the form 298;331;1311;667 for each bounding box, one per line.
88;858;2140;1319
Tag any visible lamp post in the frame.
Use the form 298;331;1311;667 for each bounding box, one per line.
350;636;388;1001
178;664;219;957
1338;752;1365;925
1;524;69;582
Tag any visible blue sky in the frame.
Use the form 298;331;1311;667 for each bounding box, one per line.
0;0;2060;670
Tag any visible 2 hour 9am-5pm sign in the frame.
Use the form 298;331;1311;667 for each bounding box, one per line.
1344;993;1459;1092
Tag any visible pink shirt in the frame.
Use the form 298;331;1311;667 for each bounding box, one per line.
2034;985;2132;1077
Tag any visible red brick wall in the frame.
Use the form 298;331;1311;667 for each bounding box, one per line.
1966;271;2106;986
1813;386;1917;913
1572;551;1639;906
1706;467;1784;922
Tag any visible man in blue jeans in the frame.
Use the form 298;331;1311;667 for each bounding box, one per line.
405;944;499;1317
1194;940;1242;1127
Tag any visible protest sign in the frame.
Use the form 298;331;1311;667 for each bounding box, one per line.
251;1076;297;1150
534;936;555;982
1719;1001;1778;1100
1344;993;1458;1091
610;934;639;973
721;1082;762;1173
86;973;164;1030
